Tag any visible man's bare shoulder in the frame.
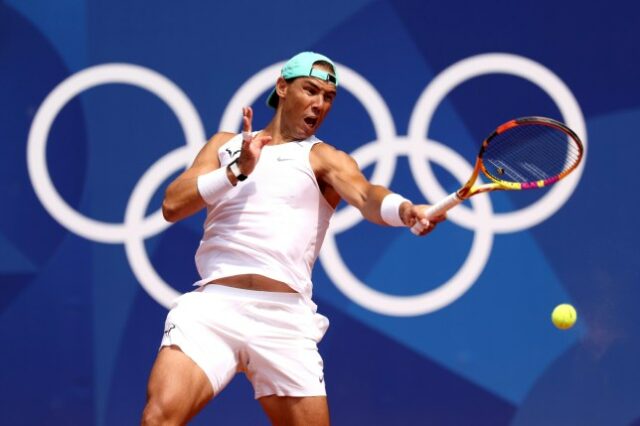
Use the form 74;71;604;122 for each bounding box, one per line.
209;131;237;148
311;141;357;172
312;141;353;162
199;131;237;155
189;132;237;169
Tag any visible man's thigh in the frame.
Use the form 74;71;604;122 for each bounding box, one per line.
258;395;330;426
142;346;214;425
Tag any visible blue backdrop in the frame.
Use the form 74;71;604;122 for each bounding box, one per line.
2;1;639;424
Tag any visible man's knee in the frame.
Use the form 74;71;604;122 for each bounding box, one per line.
142;391;191;426
142;382;212;426
259;395;330;426
141;399;172;426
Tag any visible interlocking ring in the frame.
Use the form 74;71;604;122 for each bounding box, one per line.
27;54;587;315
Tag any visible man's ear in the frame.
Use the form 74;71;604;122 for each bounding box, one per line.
275;76;288;100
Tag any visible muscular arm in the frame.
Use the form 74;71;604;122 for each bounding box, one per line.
311;143;445;232
162;107;271;223
161;132;235;222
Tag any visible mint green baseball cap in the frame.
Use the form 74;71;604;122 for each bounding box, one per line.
266;51;339;108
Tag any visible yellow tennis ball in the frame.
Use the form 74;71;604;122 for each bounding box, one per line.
551;304;577;330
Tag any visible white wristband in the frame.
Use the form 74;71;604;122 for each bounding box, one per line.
197;167;233;205
380;193;410;227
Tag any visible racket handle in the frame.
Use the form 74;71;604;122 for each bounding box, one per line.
410;192;462;235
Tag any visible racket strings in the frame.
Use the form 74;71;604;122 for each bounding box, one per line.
499;125;581;166
482;124;581;184
487;136;573;181
515;125;582;165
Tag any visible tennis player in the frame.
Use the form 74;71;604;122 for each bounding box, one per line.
141;51;445;425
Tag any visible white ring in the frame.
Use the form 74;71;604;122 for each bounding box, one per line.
321;137;494;316
407;53;587;233
123;145;199;308
27;63;205;243
27;56;586;315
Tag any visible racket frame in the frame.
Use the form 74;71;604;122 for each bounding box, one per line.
413;116;584;230
459;116;584;200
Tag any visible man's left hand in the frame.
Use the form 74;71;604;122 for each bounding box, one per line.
400;202;446;236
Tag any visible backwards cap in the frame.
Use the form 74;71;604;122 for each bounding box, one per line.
266;51;339;109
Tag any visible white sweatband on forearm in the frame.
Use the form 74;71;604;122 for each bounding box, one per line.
197;167;233;205
380;193;410;227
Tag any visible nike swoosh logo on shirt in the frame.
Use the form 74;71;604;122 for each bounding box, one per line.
225;148;241;158
277;157;294;161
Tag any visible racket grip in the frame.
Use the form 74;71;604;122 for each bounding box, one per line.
410;192;462;235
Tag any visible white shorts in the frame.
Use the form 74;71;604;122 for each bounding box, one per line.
160;284;329;399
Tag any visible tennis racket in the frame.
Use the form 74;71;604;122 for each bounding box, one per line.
411;116;584;235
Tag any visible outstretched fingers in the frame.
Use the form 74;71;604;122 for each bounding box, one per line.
241;106;271;150
236;107;272;177
242;107;253;134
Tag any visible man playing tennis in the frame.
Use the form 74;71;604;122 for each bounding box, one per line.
141;51;445;425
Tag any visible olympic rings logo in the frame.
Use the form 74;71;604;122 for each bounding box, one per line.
27;53;587;317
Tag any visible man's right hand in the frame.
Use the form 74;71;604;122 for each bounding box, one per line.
236;106;272;176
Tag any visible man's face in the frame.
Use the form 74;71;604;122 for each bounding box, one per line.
279;65;337;139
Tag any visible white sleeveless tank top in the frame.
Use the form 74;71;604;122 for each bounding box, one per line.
194;132;334;310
